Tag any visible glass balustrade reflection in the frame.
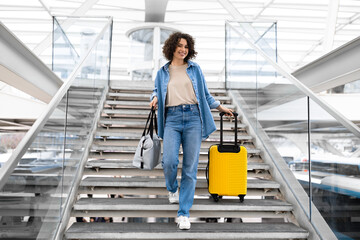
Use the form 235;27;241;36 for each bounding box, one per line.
308;99;360;239
0;94;68;239
127;27;175;81
0;16;112;239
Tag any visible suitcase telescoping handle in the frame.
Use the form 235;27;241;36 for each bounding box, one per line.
219;112;240;153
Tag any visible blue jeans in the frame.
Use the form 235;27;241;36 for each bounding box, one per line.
162;104;202;217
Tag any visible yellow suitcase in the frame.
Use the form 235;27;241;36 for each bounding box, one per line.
206;112;247;202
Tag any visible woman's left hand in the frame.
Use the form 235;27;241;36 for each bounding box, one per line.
216;105;234;117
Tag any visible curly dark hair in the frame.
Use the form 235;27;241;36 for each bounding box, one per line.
162;32;197;62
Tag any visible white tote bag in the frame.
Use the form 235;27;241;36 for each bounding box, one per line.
133;108;161;170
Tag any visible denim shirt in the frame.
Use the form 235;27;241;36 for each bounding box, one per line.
151;61;220;140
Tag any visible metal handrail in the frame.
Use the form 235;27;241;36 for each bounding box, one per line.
0;17;113;190
226;21;360;139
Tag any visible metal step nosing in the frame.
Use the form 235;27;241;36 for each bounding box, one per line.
73;205;292;212
65;232;308;240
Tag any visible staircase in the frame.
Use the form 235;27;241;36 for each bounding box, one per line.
65;82;309;239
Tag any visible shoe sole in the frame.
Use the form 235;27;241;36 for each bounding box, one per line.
178;224;191;230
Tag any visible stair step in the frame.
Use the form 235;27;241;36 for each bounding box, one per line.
2;175;69;194
95;129;251;142
94;132;253;143
85;160;269;170
80;177;279;189
4;175;68;186
78;187;279;197
68;89;103;98
104;101;234;110
0;196;61;217
88;152;264;162
98;119;247;130
92;134;252;144
73;197;292;211
78;176;278;197
72;198;293;218
58;100;99;108
107;93;231;103
0;224;53;239
102;109;233;119
90;145;260;156
109;87;227;96
70;86;104;91
100;115;242;123
83;161;270;178
65;222;308;239
64;98;100;104
83;168;270;179
47;118;93;125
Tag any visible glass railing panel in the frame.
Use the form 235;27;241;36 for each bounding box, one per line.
83;24;112;88
226;20;311;216
0;93;68;239
53;16;111;86
0;16;112;239
343;79;360;93
226;21;277;89
0;131;26;167
226;21;257;90
254;57;311;221
52;17;80;79
226;20;360;239
309;99;360;239
226;21;278;132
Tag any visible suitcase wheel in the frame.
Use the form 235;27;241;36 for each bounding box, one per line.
211;194;219;202
239;195;245;203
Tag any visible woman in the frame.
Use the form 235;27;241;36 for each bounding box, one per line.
149;32;233;230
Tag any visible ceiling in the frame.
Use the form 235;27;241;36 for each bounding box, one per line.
1;0;360;82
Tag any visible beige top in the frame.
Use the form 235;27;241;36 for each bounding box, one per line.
166;64;198;107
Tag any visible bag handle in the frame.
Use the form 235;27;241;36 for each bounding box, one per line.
142;108;153;137
219;112;239;147
142;107;157;139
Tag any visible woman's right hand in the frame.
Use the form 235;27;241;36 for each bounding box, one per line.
149;96;158;109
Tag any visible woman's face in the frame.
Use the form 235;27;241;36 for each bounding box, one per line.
173;38;188;62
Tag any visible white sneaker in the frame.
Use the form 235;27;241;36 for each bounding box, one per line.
177;216;191;230
168;189;179;204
